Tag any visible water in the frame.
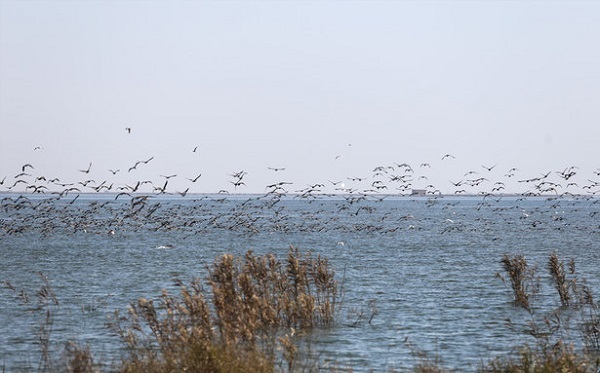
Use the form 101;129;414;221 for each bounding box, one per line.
1;193;599;371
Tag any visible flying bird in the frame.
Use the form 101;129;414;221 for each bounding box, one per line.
441;154;455;161
187;174;202;183
79;162;92;174
125;127;132;134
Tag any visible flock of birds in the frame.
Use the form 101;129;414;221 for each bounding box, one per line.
1;155;600;238
2;154;599;198
1;127;599;237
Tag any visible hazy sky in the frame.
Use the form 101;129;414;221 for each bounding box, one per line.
1;1;599;195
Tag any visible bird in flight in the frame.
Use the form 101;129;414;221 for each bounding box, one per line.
482;164;497;172
79;162;92;173
441;154;455;161
125;127;132;134
187;174;202;183
268;167;286;172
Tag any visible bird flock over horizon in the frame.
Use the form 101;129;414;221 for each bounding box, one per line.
1;127;600;237
2;140;600;198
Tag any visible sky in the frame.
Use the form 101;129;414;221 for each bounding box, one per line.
1;1;599;196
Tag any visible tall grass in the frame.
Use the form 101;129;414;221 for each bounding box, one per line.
490;252;600;372
110;246;339;372
4;250;599;372
499;254;539;312
3;272;97;372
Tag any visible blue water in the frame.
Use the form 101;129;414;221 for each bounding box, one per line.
1;193;599;371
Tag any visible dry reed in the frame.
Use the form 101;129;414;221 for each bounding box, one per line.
110;246;339;372
500;254;539;312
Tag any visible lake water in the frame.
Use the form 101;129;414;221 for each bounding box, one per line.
1;193;599;371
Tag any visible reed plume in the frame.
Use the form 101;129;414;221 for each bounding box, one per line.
500;254;538;312
111;247;339;372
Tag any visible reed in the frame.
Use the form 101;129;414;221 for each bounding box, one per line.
483;341;594;373
110;246;339;372
3;272;100;372
499;254;539;312
548;251;571;307
492;252;600;372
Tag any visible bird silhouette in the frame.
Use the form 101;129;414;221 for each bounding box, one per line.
187;174;202;183
441;154;455;160
79;162;92;174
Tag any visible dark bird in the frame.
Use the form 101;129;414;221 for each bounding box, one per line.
441;154;455;160
79;162;92;174
187;174;202;183
266;181;293;189
161;174;177;179
125;127;131;134
482;164;497;172
192;146;198;153
22;164;34;172
230;181;246;188
268;167;286;172
115;192;132;200
109;169;120;175
230;170;247;179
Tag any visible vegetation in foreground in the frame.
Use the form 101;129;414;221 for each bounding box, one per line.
3;249;600;372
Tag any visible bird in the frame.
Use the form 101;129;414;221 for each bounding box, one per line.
79;162;92;174
22;164;34;172
187;174;202;183
192;146;198;153
482;164;497;172
109;169;120;175
230;180;246;188
128;157;154;172
125;127;131;134
441;154;455;160
268;167;286;172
